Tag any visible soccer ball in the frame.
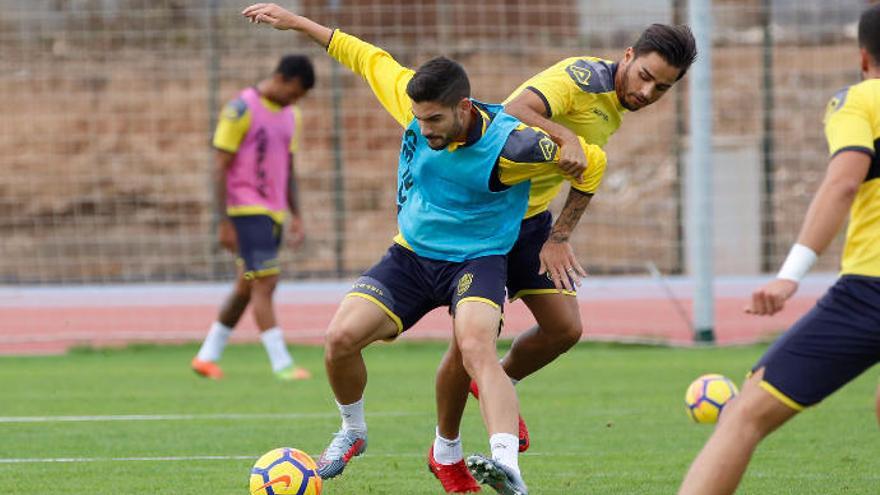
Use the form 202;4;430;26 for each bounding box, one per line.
249;447;322;495
684;373;739;424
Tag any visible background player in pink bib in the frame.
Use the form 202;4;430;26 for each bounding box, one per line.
192;54;315;381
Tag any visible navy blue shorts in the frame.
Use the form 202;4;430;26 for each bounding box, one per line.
506;211;576;300
230;215;282;279
347;244;507;334
753;275;880;409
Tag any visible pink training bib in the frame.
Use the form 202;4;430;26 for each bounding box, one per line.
226;87;295;216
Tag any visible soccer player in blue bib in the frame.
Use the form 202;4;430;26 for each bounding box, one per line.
679;5;880;494
243;4;606;494
434;25;697;473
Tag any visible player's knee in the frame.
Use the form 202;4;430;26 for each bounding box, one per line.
456;335;494;375
550;318;583;350
718;392;787;440
324;328;355;359
324;321;365;361
251;277;278;295
233;279;252;300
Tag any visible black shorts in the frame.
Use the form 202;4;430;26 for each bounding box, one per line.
230;215;282;279
347;244;507;334
753;275;880;409
506;211;576;301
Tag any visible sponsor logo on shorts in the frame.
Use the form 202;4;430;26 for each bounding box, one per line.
457;273;474;296
353;282;385;297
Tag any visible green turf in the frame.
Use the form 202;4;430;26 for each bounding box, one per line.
0;341;877;494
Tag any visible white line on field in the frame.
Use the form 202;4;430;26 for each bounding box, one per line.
0;455;257;464
0;411;423;424
0;452;574;464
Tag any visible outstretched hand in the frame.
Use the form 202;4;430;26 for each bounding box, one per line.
242;3;298;30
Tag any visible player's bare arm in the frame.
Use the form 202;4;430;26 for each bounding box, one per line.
747;150;871;316
286;153;305;249
243;3;333;47
506;89;587;181
214;149;237;253
540;189;592;291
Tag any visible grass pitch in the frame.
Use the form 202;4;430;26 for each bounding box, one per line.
0;341;877;494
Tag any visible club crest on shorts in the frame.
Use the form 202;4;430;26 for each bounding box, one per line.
457;273;474;296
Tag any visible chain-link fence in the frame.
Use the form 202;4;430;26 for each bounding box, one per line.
0;0;870;284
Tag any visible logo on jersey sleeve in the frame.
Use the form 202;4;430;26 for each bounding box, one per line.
567;64;592;87
221;98;248;121
565;59;616;94
824;86;850;122
457;273;474;296
502;127;559;164
539;137;557;161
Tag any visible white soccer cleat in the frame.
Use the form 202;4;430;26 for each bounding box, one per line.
315;429;367;479
465;454;528;495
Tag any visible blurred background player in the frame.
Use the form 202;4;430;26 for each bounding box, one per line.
242;4;606;494
678;5;880;494
191;54;315;381
432;23;697;486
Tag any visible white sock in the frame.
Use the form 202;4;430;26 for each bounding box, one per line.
259;327;293;372
433;427;463;465
196;321;233;362
337;398;367;433
490;432;520;474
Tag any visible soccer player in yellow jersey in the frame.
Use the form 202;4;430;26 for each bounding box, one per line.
243;4;607;493
191;54;314;381
433;24;697;478
680;5;880;494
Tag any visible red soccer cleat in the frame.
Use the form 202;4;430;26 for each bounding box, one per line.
469;380;530;452
428;445;481;493
191;358;224;379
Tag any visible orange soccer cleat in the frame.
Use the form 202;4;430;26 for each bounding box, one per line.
191;358;224;380
275;365;312;381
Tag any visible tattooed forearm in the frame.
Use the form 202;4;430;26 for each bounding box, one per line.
549;189;592;242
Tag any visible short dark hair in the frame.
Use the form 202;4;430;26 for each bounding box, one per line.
405;57;470;107
275;54;315;90
859;4;880;64
632;24;697;81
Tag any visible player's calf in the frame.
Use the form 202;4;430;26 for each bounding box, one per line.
469;381;530;452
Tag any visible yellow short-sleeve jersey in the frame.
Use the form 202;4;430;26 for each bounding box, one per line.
505;56;626;217
212;94;300;154
327;30;414;128
824;79;880;277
